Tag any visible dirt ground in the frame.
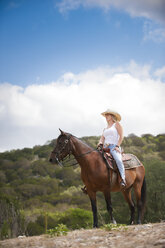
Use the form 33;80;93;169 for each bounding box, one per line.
0;222;165;248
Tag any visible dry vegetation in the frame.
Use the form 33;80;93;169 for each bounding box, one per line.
0;222;165;248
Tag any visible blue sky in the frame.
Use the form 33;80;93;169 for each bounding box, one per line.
0;0;165;151
1;0;165;85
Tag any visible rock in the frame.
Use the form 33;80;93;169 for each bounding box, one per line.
154;239;165;246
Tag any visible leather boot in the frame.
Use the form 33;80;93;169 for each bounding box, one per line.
120;179;126;189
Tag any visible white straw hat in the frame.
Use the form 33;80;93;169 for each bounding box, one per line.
101;109;121;121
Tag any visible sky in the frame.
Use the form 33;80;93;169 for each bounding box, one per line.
0;0;165;151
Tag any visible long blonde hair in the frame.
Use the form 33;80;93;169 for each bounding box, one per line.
111;114;117;123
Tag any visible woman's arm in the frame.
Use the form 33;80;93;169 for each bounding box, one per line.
98;129;105;146
115;122;124;150
98;134;105;145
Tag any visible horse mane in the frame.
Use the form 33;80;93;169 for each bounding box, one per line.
73;135;94;150
59;132;95;151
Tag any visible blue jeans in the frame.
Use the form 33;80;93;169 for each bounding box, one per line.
107;144;125;182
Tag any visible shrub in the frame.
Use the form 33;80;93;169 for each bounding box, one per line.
0;221;10;240
47;224;68;237
0;195;22;240
26;222;44;236
59;208;93;229
159;151;165;160
24;208;93;236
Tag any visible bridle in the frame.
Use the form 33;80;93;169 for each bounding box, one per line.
51;134;97;167
52;134;72;155
51;134;72;165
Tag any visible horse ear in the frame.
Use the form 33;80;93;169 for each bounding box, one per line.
59;128;65;135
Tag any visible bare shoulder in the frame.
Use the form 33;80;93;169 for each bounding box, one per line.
101;128;106;135
115;122;123;130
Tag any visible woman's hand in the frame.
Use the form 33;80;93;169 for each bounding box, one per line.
97;143;103;151
114;146;121;153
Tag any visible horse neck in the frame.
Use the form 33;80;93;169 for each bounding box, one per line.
70;136;93;166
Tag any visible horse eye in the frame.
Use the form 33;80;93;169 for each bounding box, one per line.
65;139;68;144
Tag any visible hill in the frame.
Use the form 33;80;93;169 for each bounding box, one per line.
0;133;165;239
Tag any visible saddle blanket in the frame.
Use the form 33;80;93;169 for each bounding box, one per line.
104;153;142;170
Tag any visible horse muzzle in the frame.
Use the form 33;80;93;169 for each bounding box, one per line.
49;155;58;164
49;155;63;166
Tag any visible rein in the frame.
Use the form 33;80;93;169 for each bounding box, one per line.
58;149;98;167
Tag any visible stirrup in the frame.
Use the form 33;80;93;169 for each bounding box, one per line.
81;186;88;194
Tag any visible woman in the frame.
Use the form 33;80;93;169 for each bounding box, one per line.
98;109;126;188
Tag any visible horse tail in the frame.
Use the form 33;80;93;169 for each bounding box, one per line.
141;176;147;219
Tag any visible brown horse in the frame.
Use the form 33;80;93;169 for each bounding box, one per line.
49;130;146;227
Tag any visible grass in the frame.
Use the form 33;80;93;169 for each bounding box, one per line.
102;223;128;231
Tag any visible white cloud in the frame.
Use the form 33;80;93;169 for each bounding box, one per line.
56;0;165;24
143;21;165;43
0;62;165;151
154;66;165;79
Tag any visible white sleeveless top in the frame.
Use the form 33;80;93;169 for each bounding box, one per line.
103;123;119;145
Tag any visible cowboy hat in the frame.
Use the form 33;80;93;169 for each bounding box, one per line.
101;109;121;121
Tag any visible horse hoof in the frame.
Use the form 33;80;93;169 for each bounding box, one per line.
130;221;134;225
112;219;117;224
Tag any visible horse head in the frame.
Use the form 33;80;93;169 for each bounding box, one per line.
49;129;72;164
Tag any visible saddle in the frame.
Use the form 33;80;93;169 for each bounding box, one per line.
81;148;142;195
102;148;141;171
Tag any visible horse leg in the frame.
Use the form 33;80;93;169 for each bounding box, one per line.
88;191;98;228
122;188;135;225
104;191;116;224
134;185;143;224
